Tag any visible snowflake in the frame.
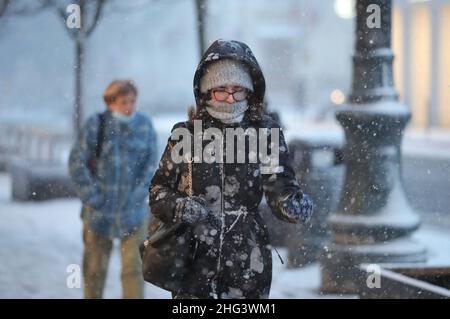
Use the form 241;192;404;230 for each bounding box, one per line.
205;52;220;62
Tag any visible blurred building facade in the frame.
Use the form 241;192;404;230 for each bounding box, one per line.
206;0;354;122
0;0;448;130
393;0;450;129
207;0;450;129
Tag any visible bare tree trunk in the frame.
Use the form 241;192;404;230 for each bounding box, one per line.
0;0;10;18
74;39;84;139
195;0;207;58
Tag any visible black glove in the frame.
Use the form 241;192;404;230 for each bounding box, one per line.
279;192;314;223
174;196;211;225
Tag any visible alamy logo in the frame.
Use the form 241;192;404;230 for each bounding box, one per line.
170;120;283;174
66;264;81;289
66;4;81;29
366;264;381;289
366;4;381;29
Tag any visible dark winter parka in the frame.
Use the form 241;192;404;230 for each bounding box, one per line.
149;40;310;299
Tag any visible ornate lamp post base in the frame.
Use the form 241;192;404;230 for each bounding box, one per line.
320;100;427;294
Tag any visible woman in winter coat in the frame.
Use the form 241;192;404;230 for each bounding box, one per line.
148;39;314;299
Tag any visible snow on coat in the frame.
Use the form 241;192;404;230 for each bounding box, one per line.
69;111;157;239
149;40;313;299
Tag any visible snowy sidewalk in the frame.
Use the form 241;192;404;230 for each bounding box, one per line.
0;171;334;299
1;172;449;299
0;172;331;299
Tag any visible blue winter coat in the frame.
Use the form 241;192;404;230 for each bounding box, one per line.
69;110;157;239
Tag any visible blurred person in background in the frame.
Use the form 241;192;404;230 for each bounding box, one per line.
69;80;157;298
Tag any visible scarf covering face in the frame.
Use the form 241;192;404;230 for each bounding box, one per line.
205;99;249;124
111;111;136;123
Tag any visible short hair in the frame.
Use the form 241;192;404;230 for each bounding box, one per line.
103;80;138;105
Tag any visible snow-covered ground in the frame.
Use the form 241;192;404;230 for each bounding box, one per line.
0;172;325;299
1;172;449;299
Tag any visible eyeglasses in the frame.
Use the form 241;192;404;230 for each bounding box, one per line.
210;88;249;102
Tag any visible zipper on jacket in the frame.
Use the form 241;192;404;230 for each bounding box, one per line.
110;120;121;239
115;125;126;237
212;127;226;299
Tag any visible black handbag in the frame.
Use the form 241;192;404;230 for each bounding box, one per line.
140;219;194;292
140;159;195;292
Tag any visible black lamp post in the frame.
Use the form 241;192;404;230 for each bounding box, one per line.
320;0;426;294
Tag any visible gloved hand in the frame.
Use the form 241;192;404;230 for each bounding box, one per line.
279;192;314;224
174;196;211;225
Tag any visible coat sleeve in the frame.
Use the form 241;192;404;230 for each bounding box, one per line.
128;118;158;204
261;122;314;224
149;122;188;224
68;116;104;210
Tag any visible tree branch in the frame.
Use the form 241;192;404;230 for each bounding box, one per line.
0;0;10;19
85;0;105;37
6;0;50;16
44;0;77;39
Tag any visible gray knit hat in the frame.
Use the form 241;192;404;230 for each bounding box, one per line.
200;59;254;93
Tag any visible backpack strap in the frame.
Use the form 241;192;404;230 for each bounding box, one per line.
95;112;106;159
